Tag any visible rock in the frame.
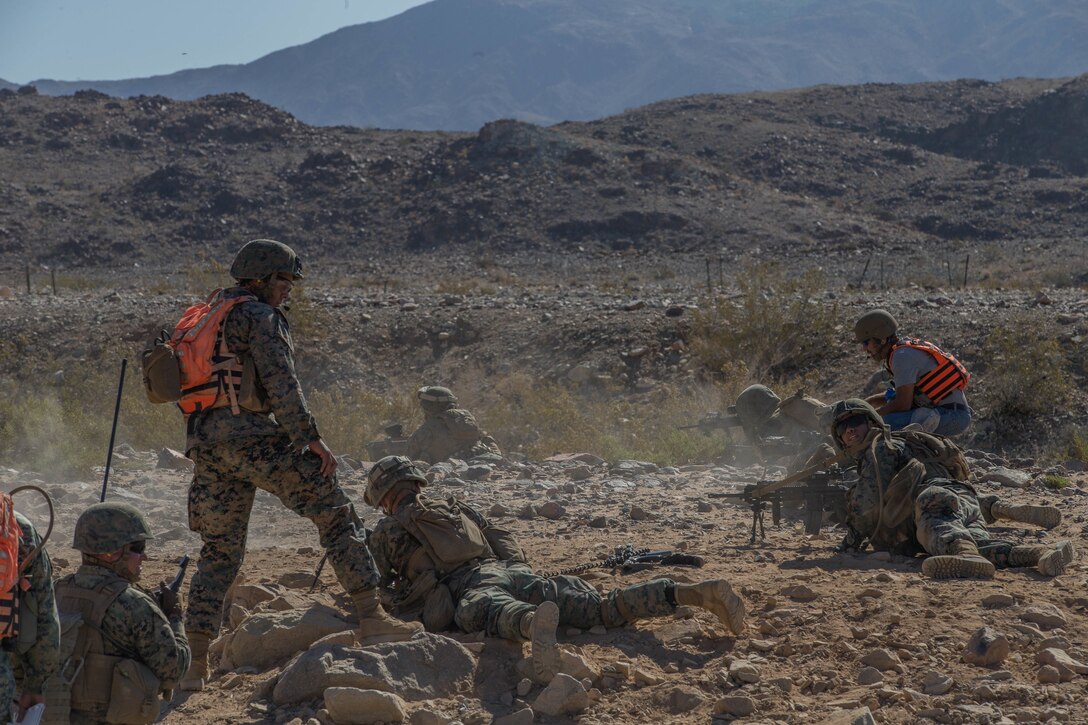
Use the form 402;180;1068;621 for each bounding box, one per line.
560;650;598;681
492;709;533;725
1020;604;1068;630
981;593;1015;609
963;626;1010;667
324;688;406;724
533;673;590;717
517;504;538;519
728;659;761;683
156;447;193;471
770;677;793;693
489;503;510;517
273;633;476;705
409;711;451;725
713;695;755;717
629;505;651;521
780;584;819;602
516;678;532;697
856;666;883;685
922;670;954;695
666;685;705;713
1038;665;1064;684
567;465;592;481
856;588;883;599
537;501;566;519
979;467;1032;488
463;465;492;481
818;707;877;725
860;649;903;672
1036;648;1088;679
227;604;352;670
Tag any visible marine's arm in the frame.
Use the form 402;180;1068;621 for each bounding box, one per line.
103;589;191;686
15;517;59;695
230;303;321;449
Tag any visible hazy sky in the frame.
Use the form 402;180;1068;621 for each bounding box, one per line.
0;0;431;84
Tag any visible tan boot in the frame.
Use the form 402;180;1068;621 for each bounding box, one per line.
1037;540;1076;577
519;601;560;685
991;500;1062;530
674;580;746;635
921;539;995;580
180;632;212;692
352;589;424;645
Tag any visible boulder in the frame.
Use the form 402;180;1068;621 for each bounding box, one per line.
156;447;193;471
227;603;351;670
963;626;1010;667
714;695;755;717
819;707;877;725
273;633;475;705
533;673;590;717
978;467;1031;488
1020;604;1068;630
324;688;406;724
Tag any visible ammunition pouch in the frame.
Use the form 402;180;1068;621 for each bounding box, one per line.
106;657;162;724
422;584;455;632
237;354;272;414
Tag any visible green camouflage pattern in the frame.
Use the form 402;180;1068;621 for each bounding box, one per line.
185;287;320;454
367;497;675;641
417;386;457;405
914;482;1015;566
0;514;60;715
365;456;428;508
71;502;152;555
734;385;781;427
61;564;190;724
403;408;501;464
185;434;379;637
229;239;303;281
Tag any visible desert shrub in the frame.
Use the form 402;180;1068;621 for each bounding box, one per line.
306;387;420;459
1069;429;1088;463
480;374;732;464
979;315;1072;418
689;264;838;381
1042;473;1070;490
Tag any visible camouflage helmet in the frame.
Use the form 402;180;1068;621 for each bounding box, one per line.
365;455;428;507
828;398;884;450
417;386;457;406
854;309;897;342
72;502;153;555
229;239;303;281
734;385;781;426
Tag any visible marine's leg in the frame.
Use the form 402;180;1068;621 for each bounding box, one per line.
934;407;971;438
881;410;914;431
183;443;258;689
916;485;995;579
257;434;421;643
985;498;1062;529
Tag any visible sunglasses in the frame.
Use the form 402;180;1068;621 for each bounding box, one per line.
126;540;147;555
835;414;869;435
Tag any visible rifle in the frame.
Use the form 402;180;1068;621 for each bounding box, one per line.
713;452;853;544
168;555;190;592
541;543;705;577
677;411;741;433
365;423;409;460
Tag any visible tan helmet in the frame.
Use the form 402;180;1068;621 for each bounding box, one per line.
72;502;153;555
827;398;884;451
229;239;304;281
365;455;428;507
417;386;457;405
734;384;781;426
853;309;897;342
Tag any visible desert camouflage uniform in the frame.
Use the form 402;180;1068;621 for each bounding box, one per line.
834;399;1015;564
185;287;379;637
368;498;676;641
60;564;190;724
0;514;59;718
403;408;502;464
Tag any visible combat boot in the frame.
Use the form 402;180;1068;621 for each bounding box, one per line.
921;539;995;580
352;589;424;645
1037;540;1075;576
180;632;212;692
991;500;1062;530
519;601;560;684
674;579;746;635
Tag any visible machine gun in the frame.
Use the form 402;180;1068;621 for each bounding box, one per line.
365;423;409;460
713;452;853;544
541;543;705;577
677;411;742;433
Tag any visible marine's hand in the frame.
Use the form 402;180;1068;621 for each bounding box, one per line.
308;439;338;478
17;691;44;722
156;580;182;620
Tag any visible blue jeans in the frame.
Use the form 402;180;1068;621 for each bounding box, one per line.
884;407;971;437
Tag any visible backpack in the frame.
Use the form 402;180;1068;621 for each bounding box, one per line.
395;496;493;577
0;492;22;643
141;289;256;416
891;429;971;482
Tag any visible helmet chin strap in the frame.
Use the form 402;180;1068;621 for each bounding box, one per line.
84;552;140;582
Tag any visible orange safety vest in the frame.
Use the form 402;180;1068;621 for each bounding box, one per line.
170;290;256;417
0;493;21;642
884;337;969;404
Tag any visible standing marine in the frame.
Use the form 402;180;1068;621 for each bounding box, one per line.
180;240;420;691
0;509;59;724
364;456;745;682
854;309;971;436
830;399;1072;579
45;503;189;725
403;386;502;464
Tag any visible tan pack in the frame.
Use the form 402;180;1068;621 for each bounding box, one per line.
395;496;493;576
891;429;971;482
